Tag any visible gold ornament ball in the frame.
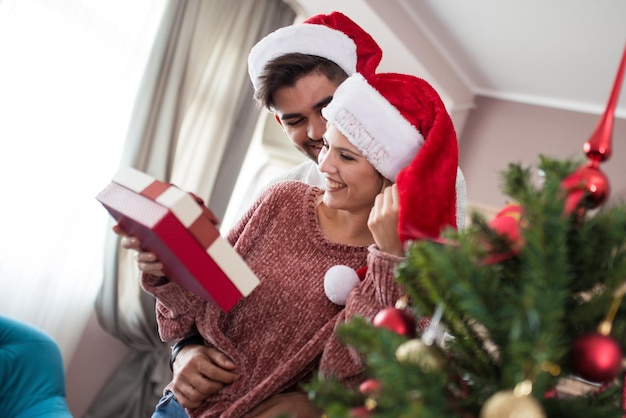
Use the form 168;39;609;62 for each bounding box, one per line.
395;338;444;372
480;391;545;418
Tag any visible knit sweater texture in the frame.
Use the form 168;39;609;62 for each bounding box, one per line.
141;181;405;417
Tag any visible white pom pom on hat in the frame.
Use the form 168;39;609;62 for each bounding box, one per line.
324;265;362;305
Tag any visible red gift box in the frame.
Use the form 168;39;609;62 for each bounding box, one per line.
96;167;259;312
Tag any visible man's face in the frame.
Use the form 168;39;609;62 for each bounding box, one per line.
271;73;339;163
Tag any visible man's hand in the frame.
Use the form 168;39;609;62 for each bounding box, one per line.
171;345;238;408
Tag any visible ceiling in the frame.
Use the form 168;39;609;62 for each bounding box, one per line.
291;0;626;120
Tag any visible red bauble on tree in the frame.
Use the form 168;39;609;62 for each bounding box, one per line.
481;204;525;265
561;40;625;215
372;307;417;338
349;406;372;418
359;378;382;397
561;165;610;214
569;332;623;383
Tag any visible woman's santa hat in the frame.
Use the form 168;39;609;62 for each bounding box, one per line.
322;72;460;305
322;72;459;243
248;11;382;91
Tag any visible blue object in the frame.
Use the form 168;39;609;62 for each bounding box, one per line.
0;315;73;417
151;391;189;418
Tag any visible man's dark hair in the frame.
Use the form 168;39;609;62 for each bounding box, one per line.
254;53;349;110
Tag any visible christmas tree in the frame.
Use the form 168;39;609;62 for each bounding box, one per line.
307;46;626;418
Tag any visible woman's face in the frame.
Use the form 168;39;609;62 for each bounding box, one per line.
318;123;384;213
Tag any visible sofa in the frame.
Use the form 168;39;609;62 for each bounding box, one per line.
0;315;73;417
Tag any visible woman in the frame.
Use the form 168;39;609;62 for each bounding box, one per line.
121;72;459;417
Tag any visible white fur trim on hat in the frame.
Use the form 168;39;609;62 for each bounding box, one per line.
322;73;424;182
248;24;357;91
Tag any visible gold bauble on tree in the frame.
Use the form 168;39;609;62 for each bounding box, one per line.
480;391;545;418
395;338;444;372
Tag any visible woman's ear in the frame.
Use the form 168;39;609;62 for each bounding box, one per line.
380;177;392;193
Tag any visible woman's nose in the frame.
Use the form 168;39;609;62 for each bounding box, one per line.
317;149;336;173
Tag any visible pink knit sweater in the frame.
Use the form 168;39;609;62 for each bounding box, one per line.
141;181;405;417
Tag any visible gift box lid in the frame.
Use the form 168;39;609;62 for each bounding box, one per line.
96;167;259;312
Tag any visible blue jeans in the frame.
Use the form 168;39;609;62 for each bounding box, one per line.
152;391;190;418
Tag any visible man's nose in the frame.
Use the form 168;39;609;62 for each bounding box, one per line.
307;115;326;140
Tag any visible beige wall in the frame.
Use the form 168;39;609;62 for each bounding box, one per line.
65;312;130;417
460;96;626;212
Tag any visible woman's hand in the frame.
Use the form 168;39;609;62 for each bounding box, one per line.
368;184;404;257
112;224;165;276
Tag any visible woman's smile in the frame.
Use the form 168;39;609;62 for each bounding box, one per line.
325;178;346;191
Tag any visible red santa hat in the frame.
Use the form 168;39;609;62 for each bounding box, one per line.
322;72;459;242
248;11;382;91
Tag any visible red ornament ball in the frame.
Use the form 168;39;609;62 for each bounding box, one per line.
372;307;416;338
561;165;610;213
349;406;371;418
543;388;558;399
569;332;623;383
359;378;382;396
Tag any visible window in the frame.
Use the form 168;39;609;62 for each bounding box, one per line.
0;0;166;362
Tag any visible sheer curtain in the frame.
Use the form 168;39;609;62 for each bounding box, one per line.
0;0;166;365
87;1;296;416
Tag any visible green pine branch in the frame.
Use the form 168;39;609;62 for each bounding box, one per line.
308;156;626;417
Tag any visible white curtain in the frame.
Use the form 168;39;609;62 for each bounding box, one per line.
170;1;299;217
0;0;167;365
86;1;296;416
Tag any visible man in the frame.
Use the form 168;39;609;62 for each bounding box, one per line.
146;11;384;417
247;11;384;189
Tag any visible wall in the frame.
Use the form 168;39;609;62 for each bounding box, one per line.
459;96;626;212
65;311;130;417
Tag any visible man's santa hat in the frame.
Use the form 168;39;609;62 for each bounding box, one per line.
248;11;382;91
322;72;459;242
